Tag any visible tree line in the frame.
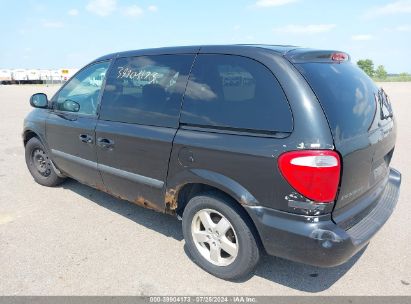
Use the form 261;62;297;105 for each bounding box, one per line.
357;59;410;80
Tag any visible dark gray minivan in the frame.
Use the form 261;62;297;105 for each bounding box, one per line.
23;45;401;280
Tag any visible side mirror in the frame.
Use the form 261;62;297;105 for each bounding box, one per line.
62;99;80;112
30;93;48;108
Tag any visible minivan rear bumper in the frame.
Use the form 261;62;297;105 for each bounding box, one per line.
245;168;401;267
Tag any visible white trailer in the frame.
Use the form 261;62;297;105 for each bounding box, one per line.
39;69;52;81
50;70;63;82
27;69;40;81
0;68;79;84
0;69;12;84
12;69;28;82
10;69;43;84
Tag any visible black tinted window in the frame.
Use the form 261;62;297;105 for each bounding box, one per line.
99;55;195;127
180;54;293;132
296;62;378;139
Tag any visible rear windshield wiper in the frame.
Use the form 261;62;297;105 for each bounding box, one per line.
378;89;393;120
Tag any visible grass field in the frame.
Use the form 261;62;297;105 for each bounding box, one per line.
373;75;411;82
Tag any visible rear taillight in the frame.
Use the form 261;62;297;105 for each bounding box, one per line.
278;150;341;203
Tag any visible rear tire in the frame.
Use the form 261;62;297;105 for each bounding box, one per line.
25;137;65;187
182;192;260;280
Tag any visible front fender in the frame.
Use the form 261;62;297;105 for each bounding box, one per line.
23;122;49;151
23;109;50;152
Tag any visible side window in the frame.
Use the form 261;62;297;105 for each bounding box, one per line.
181;54;293;133
55;61;110;115
99;54;195;128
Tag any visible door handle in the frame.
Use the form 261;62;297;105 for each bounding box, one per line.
79;134;93;144
97;137;115;149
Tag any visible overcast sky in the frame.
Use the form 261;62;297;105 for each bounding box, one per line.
1;0;411;73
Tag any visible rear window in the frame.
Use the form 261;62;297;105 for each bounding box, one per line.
180;54;293;133
296;62;378;139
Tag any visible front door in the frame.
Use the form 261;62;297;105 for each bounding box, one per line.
95;54;195;210
46;61;110;189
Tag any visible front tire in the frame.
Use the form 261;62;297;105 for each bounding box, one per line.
182;192;260;280
25;137;65;187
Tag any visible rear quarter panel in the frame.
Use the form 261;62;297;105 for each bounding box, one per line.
166;47;335;214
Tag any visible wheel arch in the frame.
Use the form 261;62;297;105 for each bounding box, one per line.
165;169;260;213
22;121;49;150
165;169;264;249
23;128;65;178
23;129;40;146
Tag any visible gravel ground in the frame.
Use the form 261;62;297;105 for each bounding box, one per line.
0;83;410;295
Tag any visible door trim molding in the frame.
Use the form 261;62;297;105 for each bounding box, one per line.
98;163;164;189
51;149;164;189
51;149;98;169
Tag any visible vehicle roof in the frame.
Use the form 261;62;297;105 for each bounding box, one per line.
93;44;303;62
93;44;348;64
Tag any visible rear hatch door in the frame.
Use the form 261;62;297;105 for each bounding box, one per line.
290;52;396;227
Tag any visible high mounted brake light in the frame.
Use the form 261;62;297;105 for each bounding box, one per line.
331;52;348;62
278;150;341;203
